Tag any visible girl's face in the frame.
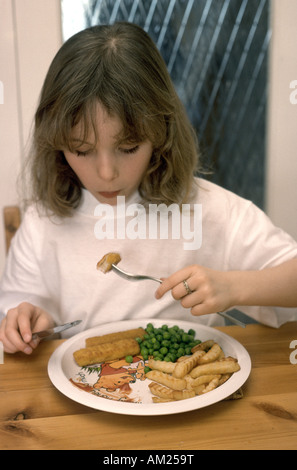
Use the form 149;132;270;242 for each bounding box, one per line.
63;102;153;205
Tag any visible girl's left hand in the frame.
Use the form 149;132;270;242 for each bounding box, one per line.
155;265;234;316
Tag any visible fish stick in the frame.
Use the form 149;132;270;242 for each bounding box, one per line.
97;252;121;273
86;328;145;347
73;338;140;367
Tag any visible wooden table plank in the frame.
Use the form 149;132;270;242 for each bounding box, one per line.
1;391;296;450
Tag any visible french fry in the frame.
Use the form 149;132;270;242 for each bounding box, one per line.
190;374;222;388
146;370;186;390
176;356;188;362
173;350;205;378
172;389;195;400
218;374;231;385
184;375;195;389
149;382;174;400
149;382;195;401
190;360;240;378
201;376;221;394
147;358;176;374
192;384;206;395
219;356;238;363
191;339;214;353
197;343;222;365
152;397;174;403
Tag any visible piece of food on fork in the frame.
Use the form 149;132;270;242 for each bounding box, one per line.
97;252;121;273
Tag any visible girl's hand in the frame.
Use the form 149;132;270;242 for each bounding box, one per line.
0;302;55;354
155;265;234;316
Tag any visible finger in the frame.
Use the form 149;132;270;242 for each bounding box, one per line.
0;320;20;353
155;267;193;299
190;302;217;317
171;278;197;300
3;327;33;354
17;302;37;343
4;306;34;354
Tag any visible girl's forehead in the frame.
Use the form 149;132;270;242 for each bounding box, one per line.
71;102;126;144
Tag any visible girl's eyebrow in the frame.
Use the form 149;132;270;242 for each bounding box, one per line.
70;138;96;149
71;138;94;145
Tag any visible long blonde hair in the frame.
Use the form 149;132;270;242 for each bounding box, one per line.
28;22;200;216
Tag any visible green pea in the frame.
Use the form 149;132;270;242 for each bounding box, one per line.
125;355;133;363
164;355;172;362
160;347;168;356
177;348;185;357
162;332;171;340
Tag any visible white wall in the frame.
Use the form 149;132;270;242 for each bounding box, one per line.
265;0;297;240
0;0;62;274
0;0;297;277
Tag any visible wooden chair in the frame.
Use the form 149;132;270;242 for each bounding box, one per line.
3;206;21;253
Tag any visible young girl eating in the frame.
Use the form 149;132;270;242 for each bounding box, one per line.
1;22;297;355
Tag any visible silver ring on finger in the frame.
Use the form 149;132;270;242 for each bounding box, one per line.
182;279;194;295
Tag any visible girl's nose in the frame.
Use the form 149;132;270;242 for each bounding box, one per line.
95;152;118;181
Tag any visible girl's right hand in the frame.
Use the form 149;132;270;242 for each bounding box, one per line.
0;302;55;354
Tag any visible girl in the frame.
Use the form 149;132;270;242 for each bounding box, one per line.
1;22;297;355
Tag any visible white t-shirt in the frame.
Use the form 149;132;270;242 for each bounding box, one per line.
1;178;297;333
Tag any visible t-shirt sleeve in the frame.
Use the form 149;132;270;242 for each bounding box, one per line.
225;200;297;326
226;201;297;270
0;206;56;316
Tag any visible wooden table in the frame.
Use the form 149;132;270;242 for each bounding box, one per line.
1;322;297;450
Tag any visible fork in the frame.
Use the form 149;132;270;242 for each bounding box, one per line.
111;264;246;328
111;264;162;283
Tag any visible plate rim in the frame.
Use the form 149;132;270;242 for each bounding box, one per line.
48;319;251;416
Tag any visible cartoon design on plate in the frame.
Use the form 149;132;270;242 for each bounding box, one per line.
70;355;146;403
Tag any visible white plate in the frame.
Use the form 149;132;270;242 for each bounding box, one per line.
48;319;251;416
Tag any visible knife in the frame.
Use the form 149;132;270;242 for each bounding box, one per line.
31;320;82;340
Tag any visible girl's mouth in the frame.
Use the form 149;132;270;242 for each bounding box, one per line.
98;191;121;199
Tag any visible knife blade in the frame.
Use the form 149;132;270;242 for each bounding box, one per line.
31;320;82;340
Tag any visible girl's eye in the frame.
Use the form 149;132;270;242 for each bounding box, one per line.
75;150;91;157
119;145;140;155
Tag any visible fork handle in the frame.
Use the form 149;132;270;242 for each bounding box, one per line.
217;311;246;328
